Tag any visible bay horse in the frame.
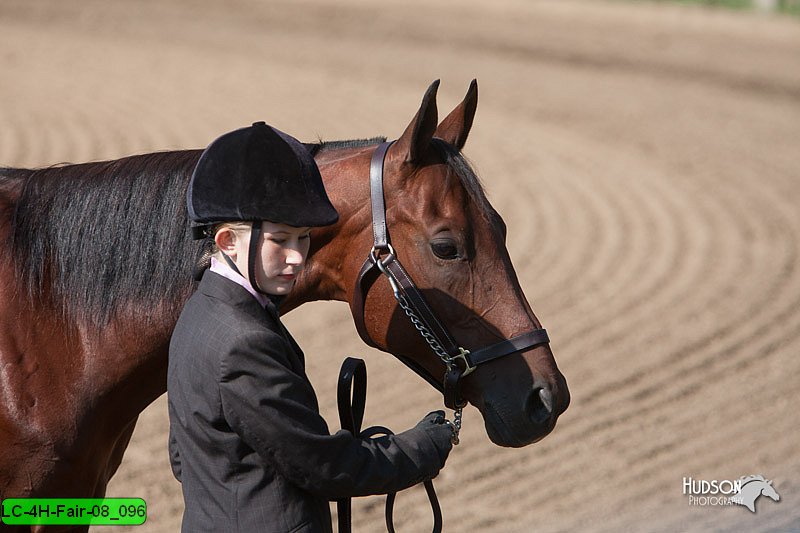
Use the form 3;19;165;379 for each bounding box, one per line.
0;80;569;527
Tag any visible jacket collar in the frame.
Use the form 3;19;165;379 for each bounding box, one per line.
198;270;280;325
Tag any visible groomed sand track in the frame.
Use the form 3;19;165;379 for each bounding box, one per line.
1;1;798;531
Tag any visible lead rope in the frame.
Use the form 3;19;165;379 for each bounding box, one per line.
336;357;443;533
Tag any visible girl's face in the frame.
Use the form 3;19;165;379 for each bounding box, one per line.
253;221;311;295
217;221;311;296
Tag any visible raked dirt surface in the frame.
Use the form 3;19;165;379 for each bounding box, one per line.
1;0;799;531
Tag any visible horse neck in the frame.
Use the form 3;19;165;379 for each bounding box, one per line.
282;145;376;312
1;154;199;423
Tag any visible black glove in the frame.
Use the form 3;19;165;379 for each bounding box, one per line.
415;410;454;466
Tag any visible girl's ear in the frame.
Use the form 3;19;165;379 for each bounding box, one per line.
214;227;238;258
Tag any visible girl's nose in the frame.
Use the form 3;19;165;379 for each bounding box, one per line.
286;248;305;266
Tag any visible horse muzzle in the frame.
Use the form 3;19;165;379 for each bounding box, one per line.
476;370;570;448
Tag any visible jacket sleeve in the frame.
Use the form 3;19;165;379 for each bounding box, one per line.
218;327;446;500
168;428;182;482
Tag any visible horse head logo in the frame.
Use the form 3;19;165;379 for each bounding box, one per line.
731;475;781;513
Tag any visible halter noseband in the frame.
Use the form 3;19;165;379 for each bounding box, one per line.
352;141;550;440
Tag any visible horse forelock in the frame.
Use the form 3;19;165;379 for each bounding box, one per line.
10;150;204;327
428;137;500;227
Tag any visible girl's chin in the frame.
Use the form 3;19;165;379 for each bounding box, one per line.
262;280;295;295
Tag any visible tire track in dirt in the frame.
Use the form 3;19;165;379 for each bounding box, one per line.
555;186;792;419
491;171;800;530
586;165;799;410
590;334;800;532
488;117;696;352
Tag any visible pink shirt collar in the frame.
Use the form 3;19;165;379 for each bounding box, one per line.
209;256;270;308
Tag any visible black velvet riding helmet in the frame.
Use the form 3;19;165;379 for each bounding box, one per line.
188;121;338;230
187;122;339;293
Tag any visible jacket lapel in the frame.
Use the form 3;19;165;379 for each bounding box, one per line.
199;271;307;368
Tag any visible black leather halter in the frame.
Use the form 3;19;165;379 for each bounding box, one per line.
352;141;551;418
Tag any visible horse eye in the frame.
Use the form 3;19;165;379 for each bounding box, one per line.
430;239;460;260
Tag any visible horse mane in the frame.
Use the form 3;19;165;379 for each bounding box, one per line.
9;151;204;326
306;137;387;156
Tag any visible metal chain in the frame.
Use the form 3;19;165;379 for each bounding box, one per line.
451;406;463;445
395;296;455;365
372;248;464;444
394;292;464;445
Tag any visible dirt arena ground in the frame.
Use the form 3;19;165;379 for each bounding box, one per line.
2;0;799;531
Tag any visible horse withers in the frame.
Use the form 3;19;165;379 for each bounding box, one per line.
0;81;569;523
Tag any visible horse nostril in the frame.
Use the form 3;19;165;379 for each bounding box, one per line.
527;387;553;425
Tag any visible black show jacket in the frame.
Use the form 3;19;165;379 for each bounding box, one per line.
167;271;444;532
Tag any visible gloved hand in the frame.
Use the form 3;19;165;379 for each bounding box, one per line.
415;410;454;467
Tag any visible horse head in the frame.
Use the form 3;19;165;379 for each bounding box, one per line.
761;479;780;502
289;80;569;447
735;475;781;512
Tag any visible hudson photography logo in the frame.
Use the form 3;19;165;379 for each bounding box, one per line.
683;475;781;513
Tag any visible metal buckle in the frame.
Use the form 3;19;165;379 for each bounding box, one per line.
370;244;396;267
452;347;476;377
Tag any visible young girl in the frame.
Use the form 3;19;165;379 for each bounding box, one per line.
167;122;453;532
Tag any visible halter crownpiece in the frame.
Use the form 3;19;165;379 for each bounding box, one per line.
353;141;551;441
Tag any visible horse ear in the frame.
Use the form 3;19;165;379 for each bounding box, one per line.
393;80;439;163
434;79;478;150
